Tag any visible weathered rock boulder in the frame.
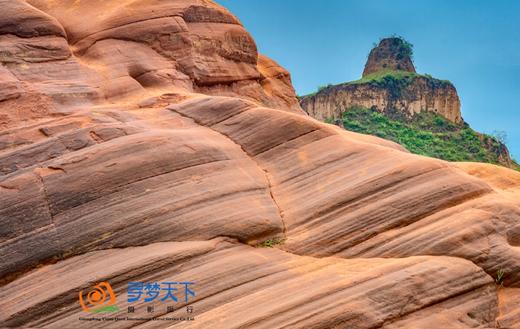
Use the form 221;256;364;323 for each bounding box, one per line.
1;2;519;329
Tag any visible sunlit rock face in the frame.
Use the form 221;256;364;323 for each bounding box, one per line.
1;1;519;328
300;77;462;122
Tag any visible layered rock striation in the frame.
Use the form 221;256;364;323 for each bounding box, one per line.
1;2;520;329
0;0;302;132
301;74;462;122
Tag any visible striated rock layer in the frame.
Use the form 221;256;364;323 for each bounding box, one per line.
300;76;462;122
1;1;519;329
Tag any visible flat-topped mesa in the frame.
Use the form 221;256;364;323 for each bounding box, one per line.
363;37;416;76
300;37;518;169
300;37;462;123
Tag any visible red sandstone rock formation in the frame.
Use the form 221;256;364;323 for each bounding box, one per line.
1;1;519;329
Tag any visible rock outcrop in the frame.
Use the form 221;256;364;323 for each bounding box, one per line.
300;37;462;123
1;2;520;329
363;37;416;76
0;0;302;130
301;76;462;122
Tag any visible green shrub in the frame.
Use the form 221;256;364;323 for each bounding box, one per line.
347;70;451;92
378;35;414;61
259;237;285;248
336;106;508;165
512;158;520;171
496;269;506;286
317;84;333;92
324;117;334;124
300;71;452;99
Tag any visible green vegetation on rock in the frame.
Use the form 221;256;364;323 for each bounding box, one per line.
317;83;333;93
351;70;418;99
371;35;414;61
392;35;414;61
496;269;506;286
349;70;450;87
336;106;517;168
258;237;285;248
300;70;452;99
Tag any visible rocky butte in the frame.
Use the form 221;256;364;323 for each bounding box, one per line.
300;37;461;122
0;1;520;329
300;37;517;169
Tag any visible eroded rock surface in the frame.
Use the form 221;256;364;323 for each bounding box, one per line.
0;239;498;329
300;77;462;122
1;1;519;328
363;37;416;76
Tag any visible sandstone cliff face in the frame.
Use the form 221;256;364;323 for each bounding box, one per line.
1;2;520;329
0;0;302;131
300;75;462;122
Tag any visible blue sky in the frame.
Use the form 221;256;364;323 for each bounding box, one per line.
218;0;520;161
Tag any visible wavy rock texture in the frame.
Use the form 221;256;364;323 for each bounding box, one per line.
1;1;519;328
0;239;498;329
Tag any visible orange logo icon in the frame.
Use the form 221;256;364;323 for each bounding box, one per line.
79;281;119;313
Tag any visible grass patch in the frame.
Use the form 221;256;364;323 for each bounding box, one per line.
512;159;520;171
258;237;285;248
349;70;452;98
300;70;452;99
338;106;510;165
318;84;333;92
496;269;506;286
349;69;420;85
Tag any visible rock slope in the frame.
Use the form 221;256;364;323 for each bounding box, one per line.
1;1;520;329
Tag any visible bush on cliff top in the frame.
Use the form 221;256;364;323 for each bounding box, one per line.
393;35;414;61
300;70;452;99
349;70;451;88
336;106;515;167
